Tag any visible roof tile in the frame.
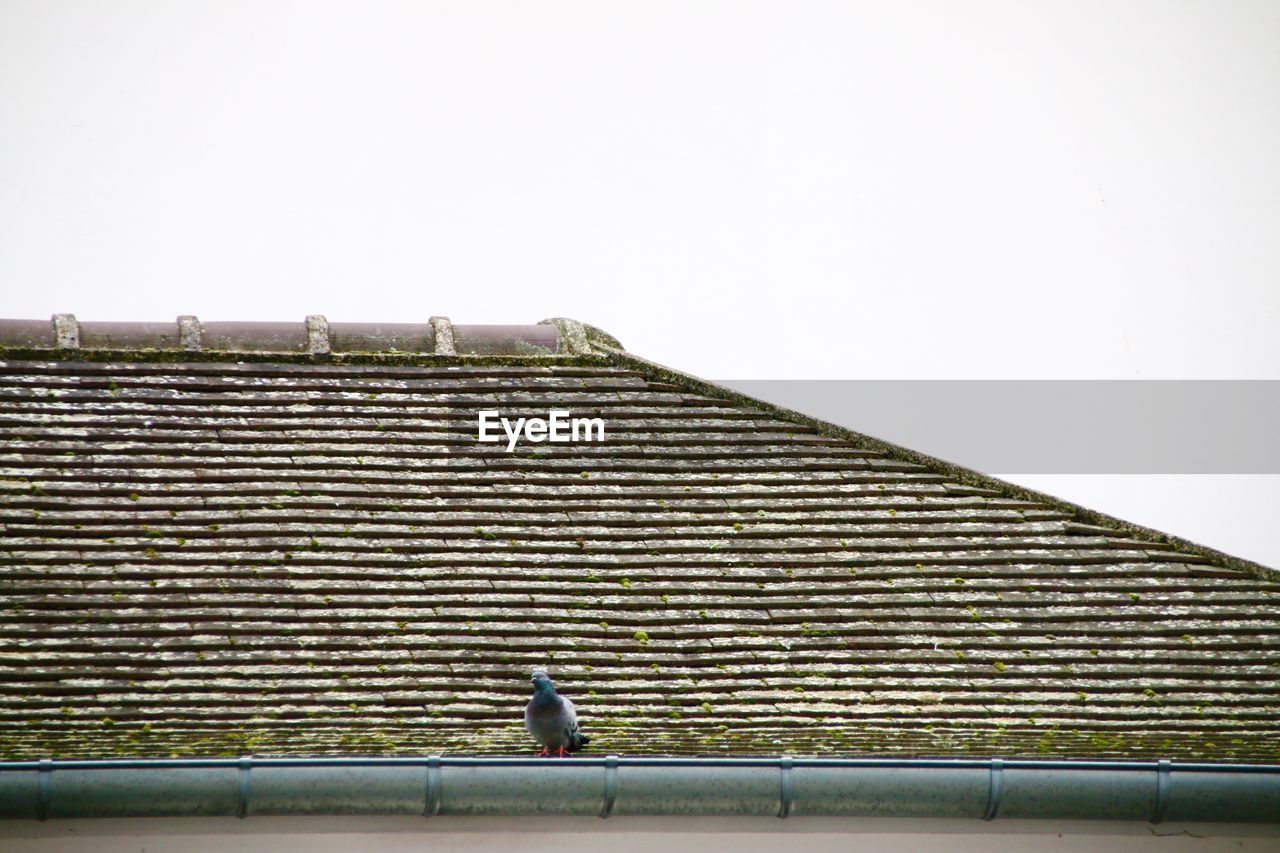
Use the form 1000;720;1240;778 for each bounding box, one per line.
0;353;1277;761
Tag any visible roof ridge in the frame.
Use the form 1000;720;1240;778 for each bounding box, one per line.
1;312;1269;578
0;315;605;358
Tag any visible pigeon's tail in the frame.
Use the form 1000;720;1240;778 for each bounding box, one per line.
569;732;590;753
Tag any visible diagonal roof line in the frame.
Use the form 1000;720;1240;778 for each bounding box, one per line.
599;345;1278;581
0;312;1271;578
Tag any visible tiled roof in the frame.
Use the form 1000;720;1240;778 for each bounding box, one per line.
0;317;1277;761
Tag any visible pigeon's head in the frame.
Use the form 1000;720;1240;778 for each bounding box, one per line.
530;669;554;692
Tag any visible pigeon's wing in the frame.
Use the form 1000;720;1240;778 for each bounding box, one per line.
526;695;574;748
561;697;585;745
562;696;588;750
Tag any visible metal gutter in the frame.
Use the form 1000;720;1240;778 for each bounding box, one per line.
0;757;1277;822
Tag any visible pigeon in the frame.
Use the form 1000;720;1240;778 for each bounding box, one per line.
524;669;589;757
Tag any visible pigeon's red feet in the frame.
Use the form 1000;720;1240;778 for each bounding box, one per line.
556;747;570;758
536;747;550;757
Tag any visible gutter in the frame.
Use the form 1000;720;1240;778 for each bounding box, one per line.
1;757;1277;823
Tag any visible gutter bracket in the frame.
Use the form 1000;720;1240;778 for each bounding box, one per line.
424;755;442;817
236;756;252;819
1152;758;1172;824
982;758;1004;822
778;755;795;819
600;754;619;819
36;758;52;822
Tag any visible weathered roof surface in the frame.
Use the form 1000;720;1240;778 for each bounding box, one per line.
0;321;1278;761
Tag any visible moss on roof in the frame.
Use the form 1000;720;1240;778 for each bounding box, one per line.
0;350;1277;761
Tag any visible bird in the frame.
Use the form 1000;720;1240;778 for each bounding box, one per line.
524;669;589;757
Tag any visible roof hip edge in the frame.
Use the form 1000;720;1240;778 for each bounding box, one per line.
599;346;1278;581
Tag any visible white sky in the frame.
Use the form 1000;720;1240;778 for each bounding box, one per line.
1;1;1277;565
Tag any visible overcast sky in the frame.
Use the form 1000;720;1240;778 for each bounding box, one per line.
1;2;1277;565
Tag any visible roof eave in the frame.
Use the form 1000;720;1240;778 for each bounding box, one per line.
1;756;1278;823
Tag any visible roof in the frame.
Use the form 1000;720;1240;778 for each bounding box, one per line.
0;315;1277;763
